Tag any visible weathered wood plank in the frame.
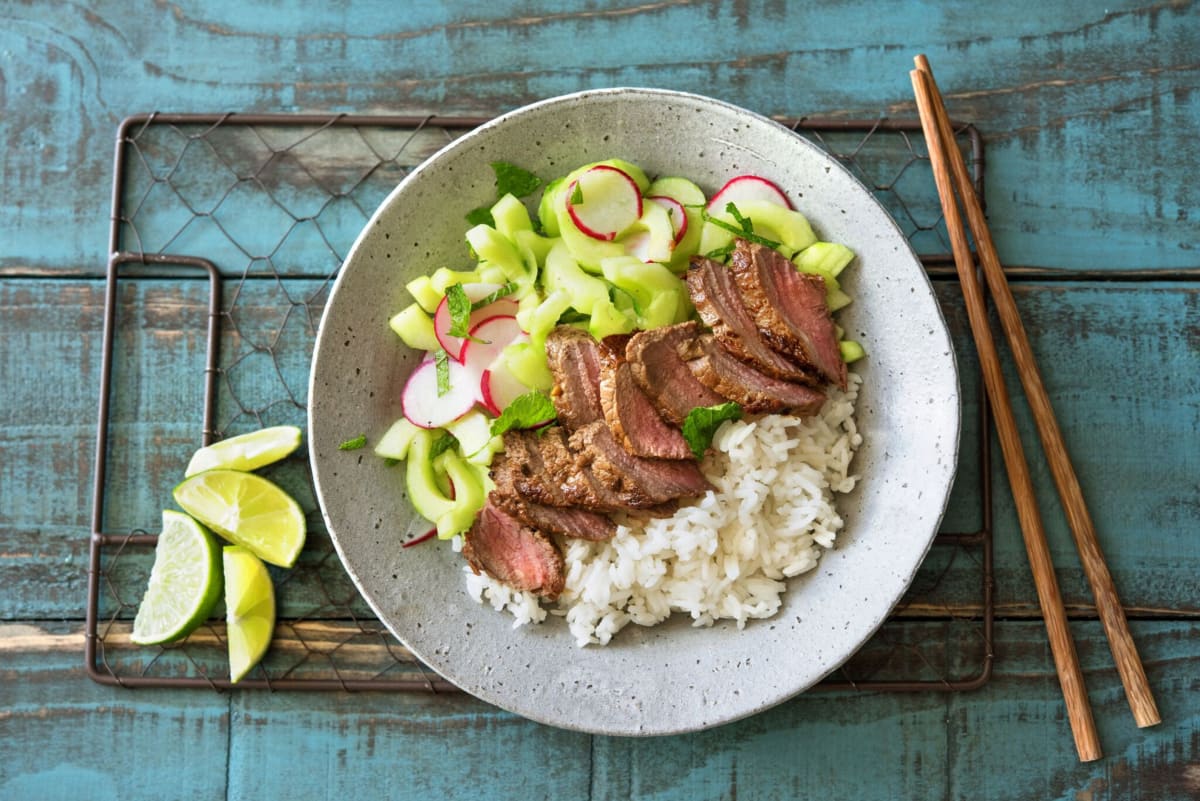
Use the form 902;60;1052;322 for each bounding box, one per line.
0;622;230;801
591;621;1200;801
988;283;1200;616
1;1;1196;274
5;617;1199;800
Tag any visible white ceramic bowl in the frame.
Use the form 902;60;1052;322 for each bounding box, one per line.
309;88;959;735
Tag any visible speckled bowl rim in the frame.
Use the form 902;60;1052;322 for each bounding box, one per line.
309;87;960;735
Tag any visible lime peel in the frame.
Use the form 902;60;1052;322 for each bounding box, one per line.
131;510;223;645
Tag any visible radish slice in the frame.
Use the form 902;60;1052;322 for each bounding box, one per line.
647;195;688;244
433;282;520;361
401;357;478;429
480;359;532;416
707;175;792;213
460;316;527;397
565;165;643;241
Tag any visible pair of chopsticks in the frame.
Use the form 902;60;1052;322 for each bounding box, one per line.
910;56;1160;762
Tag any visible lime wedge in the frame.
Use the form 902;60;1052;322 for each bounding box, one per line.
185;425;302;477
131;510;223;645
173;469;306;568
222;545;276;683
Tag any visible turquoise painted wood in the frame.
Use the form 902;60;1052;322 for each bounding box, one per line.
3;2;1199;799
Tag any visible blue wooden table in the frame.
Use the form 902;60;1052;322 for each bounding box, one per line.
3;2;1199;799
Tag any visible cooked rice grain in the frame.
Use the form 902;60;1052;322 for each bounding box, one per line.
464;372;863;646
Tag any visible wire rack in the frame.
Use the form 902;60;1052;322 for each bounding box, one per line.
87;112;993;693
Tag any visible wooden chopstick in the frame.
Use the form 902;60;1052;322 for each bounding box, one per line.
910;67;1102;763
914;55;1161;731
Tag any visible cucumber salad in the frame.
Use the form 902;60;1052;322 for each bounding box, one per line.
373;158;864;543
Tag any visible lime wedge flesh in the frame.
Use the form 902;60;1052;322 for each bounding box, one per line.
185;425;302;477
222;545;276;683
131;510;223;645
173;469;306;568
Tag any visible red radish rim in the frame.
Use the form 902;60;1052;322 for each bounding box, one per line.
707;174;793;212
565;165;643;241
647;195;688;244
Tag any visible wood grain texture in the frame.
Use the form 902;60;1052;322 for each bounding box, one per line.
6;621;1197;801
1;1;1197;274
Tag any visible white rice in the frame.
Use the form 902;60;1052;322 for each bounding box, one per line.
460;372;863;647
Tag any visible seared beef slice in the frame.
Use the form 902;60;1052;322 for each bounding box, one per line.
463;501;566;599
570;421;713;505
546;326;605;430
686;256;813;383
729;239;847;389
683;333;826;416
625;322;725;425
597;334;693;460
492;491;616;541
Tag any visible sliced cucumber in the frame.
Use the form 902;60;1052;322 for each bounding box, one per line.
491;193;533;241
374;417;424;461
794;241;855;278
433;449;485;538
543;240;609;315
646;176;706;207
406;275;443;314
405;429;457;523
839;340;866;363
444;409;493;458
388;303;440;352
429;266;481;294
465;224;528;283
708;200;817;257
502;341;554;391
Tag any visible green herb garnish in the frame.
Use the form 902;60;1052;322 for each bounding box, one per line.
681;402;743;459
471;281;518;310
429;432;458;459
702;203;782;250
445;284;474;338
338;434;367;451
465;206;495;227
570;182;583;205
433;348;451;396
492;161;542;199
703;242;736;261
490;391;557;436
726;202;755;233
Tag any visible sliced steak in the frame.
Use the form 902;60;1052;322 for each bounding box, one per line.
729;239;847;389
625;322;726;425
546;326;604;430
570;421;713;505
686;255;813;383
462;500;565;600
683;333;827;416
597;334;693;460
491;491;616;541
492;430;570;507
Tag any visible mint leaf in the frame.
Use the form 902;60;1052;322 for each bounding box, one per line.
429;432;457;459
490;391;557;436
703;242;736;261
338;434;367;451
445;284;473;338
701;208;781;250
726;202;754;233
471;281;518;310
492;161;542;198
570;181;583;205
433;348;451;396
681;402;743;459
466;206;495;227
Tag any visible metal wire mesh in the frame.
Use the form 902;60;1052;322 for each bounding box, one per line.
88;113;992;692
